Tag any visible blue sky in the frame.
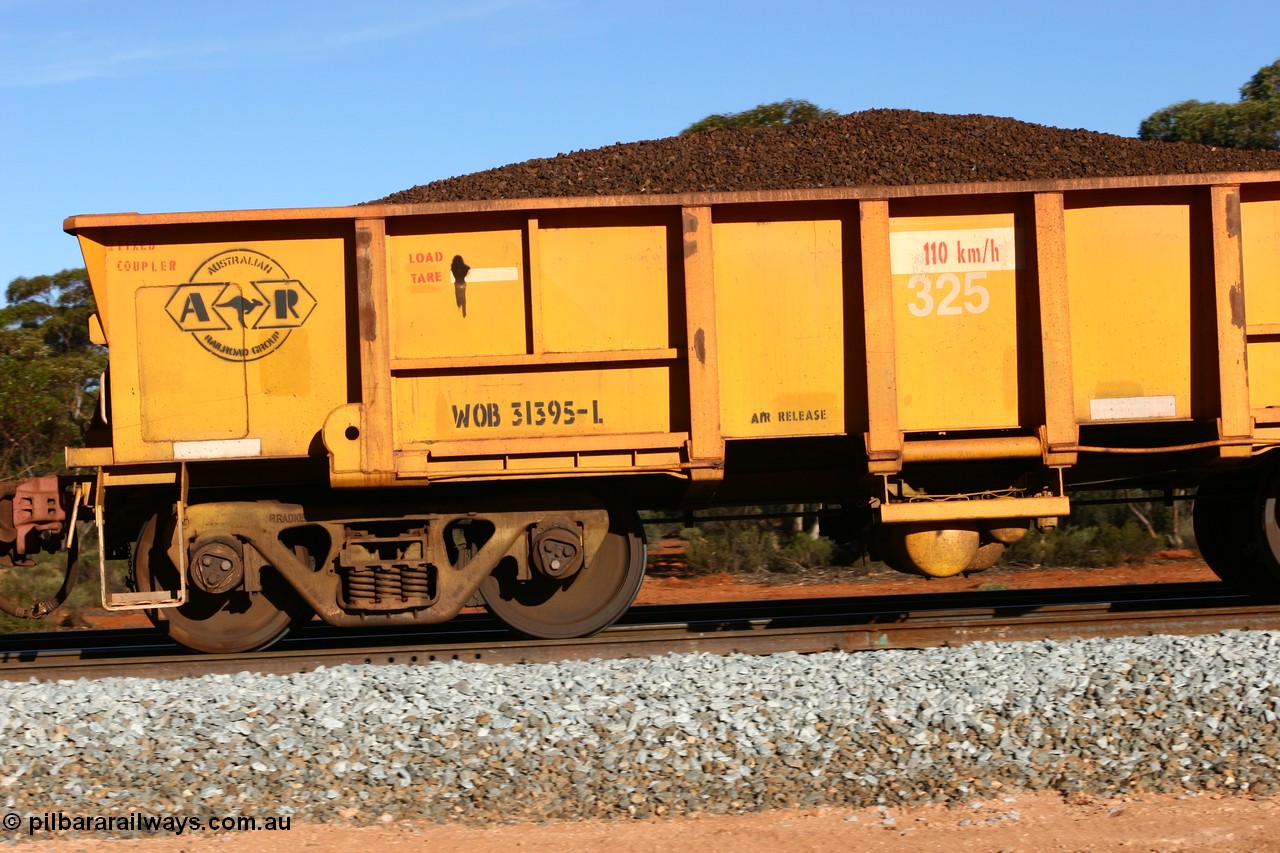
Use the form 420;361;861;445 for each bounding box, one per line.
3;0;1280;290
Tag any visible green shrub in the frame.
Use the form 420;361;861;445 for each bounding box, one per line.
1006;519;1159;568
1094;519;1161;563
683;522;781;575
778;532;835;570
679;520;848;575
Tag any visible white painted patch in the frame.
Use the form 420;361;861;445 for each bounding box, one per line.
1088;395;1177;421
173;438;263;460
450;266;519;284
890;227;1018;275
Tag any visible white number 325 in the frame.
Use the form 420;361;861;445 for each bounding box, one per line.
906;272;990;317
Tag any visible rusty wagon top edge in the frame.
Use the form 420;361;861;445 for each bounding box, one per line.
62;169;1280;234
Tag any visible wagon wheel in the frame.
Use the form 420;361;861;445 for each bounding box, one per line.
1193;469;1256;588
479;506;646;639
132;512;312;654
1250;465;1280;594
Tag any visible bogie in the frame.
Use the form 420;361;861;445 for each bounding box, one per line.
125;495;647;651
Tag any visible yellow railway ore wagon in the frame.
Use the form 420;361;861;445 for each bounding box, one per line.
11;171;1280;651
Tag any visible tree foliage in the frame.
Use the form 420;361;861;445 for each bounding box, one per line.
0;269;106;479
1139;59;1280;149
681;99;838;135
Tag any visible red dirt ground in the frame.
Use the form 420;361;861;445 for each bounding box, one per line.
634;544;1218;606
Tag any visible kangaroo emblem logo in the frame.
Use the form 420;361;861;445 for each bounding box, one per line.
215;295;264;328
164;249;317;361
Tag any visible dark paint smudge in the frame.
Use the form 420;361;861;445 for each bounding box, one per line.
451;255;471;317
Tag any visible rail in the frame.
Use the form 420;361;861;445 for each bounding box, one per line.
2;582;1278;682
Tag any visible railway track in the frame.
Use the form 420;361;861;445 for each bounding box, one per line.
3;581;1278;682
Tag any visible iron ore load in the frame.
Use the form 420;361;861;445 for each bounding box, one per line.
6;110;1280;653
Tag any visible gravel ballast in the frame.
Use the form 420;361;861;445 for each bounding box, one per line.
2;631;1278;831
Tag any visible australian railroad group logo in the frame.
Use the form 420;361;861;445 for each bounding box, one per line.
163;249;316;361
